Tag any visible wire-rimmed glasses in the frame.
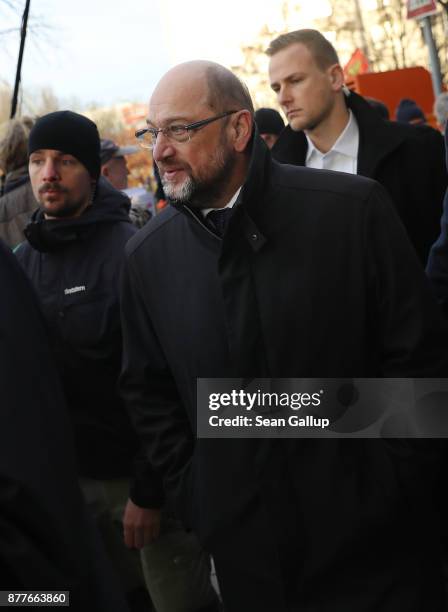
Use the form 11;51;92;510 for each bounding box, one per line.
135;110;237;149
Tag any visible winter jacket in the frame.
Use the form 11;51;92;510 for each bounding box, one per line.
15;178;163;506
0;239;129;610
120;133;448;611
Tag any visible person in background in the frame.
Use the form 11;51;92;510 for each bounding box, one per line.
0;238;129;612
101;138;153;228
434;92;448;132
254;107;285;149
267;28;447;266
395;98;426;125
15;111;154;612
0;116;38;248
365;96;390;120
100;138;139;191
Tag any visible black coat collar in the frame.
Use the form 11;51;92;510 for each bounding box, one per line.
348;92;407;177
272;91;408;179
239;128;272;215
172;129;272;247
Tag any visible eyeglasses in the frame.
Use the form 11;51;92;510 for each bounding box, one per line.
135;110;238;149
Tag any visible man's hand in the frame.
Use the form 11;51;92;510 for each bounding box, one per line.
123;498;161;549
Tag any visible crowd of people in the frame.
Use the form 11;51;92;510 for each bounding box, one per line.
1;27;448;612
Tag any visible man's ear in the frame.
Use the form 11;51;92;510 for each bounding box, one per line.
101;164;109;178
328;64;345;92
232;110;253;153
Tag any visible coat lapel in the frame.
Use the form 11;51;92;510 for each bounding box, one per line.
272;91;408;180
348;92;406;178
271;126;308;166
219;135;271;377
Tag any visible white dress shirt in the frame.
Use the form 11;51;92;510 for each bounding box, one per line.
201;187;242;218
305;110;359;174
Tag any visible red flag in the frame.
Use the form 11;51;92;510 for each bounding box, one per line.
343;49;370;80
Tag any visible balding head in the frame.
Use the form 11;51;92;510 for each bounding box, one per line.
148;60;254;210
151;61;210;114
151;60;254;117
204;63;254;115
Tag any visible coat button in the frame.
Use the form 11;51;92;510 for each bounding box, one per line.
251;233;258;241
58;310;65;318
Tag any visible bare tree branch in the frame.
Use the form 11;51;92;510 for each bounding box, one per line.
0;27;19;36
0;0;54;41
1;0;21;11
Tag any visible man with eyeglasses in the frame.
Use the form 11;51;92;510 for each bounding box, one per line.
120;60;448;612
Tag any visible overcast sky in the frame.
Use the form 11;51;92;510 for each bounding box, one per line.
0;0;263;108
1;0;335;109
2;0;170;107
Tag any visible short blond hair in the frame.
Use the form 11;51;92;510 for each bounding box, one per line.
266;29;340;71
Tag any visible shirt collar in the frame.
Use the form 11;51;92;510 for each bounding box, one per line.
305;109;359;162
201;186;242;218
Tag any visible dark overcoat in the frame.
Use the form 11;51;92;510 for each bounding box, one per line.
426;123;448;316
0;240;129;610
272;91;447;266
120;135;448;612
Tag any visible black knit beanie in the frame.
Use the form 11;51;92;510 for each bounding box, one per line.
395;98;425;124
28;110;101;178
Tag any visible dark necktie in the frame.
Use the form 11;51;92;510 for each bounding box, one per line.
206;208;233;237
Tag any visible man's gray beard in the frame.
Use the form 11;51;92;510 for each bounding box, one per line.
162;143;237;210
162;176;195;204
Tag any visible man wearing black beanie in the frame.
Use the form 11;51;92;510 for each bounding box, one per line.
26;110;100;220
15;110;221;612
29;110;101;177
15;110;154;610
